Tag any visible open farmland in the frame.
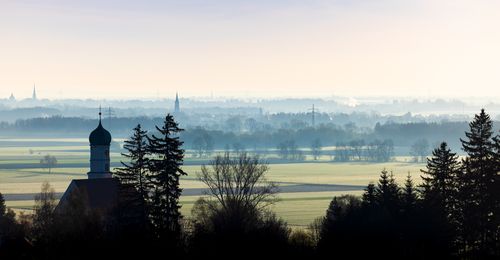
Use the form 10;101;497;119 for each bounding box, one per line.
0;138;426;226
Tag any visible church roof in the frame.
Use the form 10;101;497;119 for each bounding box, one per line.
89;121;112;146
56;178;120;213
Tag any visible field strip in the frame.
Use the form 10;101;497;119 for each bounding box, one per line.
2;183;364;201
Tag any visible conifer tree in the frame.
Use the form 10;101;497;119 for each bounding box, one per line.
402;173;417;212
458;109;498;255
375;169;400;214
420;142;460;216
325;197;342;222
0;192;5;217
146;114;186;239
116;124;149;201
362;183;377;207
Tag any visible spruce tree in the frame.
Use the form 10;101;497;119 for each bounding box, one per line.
420;142;460;217
0;192;5;217
402;173;417;212
146;114;186;239
458;109;498;255
375;169;400;214
116;124;149;201
362;183;377;208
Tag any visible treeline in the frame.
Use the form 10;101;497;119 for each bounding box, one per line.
0;110;498;259
0;115;485;151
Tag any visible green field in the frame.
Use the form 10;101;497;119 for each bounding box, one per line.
0;138;426;227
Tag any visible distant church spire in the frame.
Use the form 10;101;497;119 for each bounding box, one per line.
9;93;15;101
174;92;180;113
32;84;37;100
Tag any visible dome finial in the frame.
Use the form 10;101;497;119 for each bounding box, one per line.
99;106;102;122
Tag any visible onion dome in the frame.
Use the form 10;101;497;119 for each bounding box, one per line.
89;119;111;146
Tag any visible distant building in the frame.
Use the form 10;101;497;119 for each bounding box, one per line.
32;84;37;100
174;92;180;113
56;110;120;213
9;93;15;101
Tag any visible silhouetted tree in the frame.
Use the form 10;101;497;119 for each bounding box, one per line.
32;182;56;246
375;169;400;214
0;192;5;217
402;173;417;212
362;183;377;207
198;153;278;210
457;109;498;257
420;142;460;221
191;153;288;258
115;124;149;201
146;114;186;240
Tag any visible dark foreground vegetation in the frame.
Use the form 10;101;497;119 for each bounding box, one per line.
0;110;498;259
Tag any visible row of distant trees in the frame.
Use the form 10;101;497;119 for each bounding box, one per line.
0;115;476;148
332;139;395;162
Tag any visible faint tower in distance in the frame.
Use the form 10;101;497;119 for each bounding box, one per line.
174;92;180;113
32;84;37;100
9;93;15;101
309;104;317;128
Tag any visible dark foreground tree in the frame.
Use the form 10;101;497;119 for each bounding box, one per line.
417;142;460;256
375;169;400;215
0;198;30;259
115;124;149;201
198;152;278;211
457;109;498;257
190;153;291;258
402;173;417;213
146;114;186;240
0;192;5;217
32;182;57;247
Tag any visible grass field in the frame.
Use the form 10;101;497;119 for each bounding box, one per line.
0;138;426;227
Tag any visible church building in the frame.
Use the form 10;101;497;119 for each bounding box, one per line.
56;111;121;213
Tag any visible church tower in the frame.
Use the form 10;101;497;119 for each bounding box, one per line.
32;84;37;100
174;92;180;113
88;109;112;179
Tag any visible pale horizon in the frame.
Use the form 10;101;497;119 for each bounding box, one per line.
1;0;500;99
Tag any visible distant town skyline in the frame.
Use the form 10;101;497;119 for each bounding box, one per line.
1;0;499;99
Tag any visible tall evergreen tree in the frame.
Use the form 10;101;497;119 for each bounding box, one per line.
402;173;417;212
458;109;498;256
362;183;377;207
420;142;460;216
146;114;186;239
375;169;400;214
115;124;149;201
0;192;5;217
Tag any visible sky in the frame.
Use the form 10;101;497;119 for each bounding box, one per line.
0;0;499;99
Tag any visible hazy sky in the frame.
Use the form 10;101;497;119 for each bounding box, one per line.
1;0;499;99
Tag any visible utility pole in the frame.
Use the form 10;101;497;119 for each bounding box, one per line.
107;106;115;127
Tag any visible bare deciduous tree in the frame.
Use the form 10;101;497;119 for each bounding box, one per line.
40;154;57;173
198;152;278;211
